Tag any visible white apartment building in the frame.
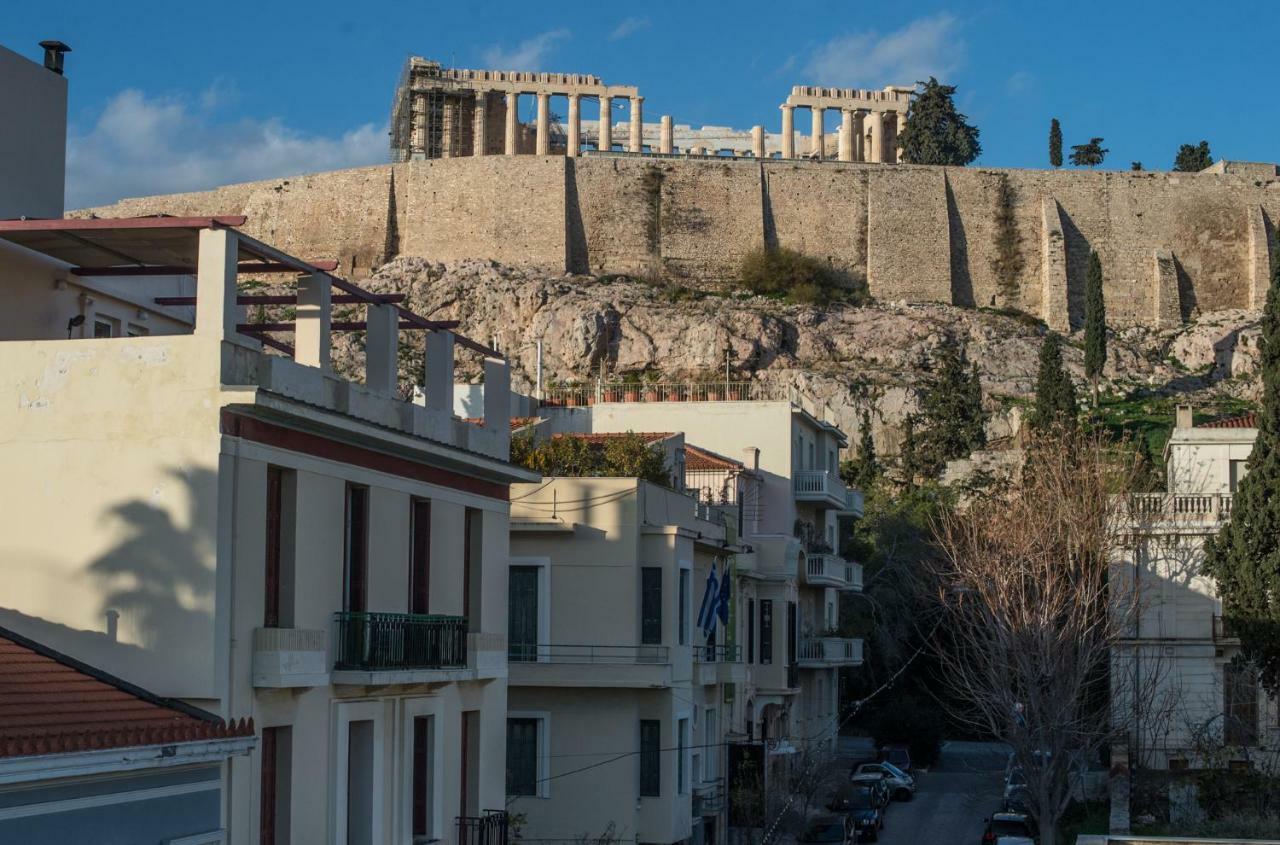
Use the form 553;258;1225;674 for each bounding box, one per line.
536;384;864;760
1116;407;1279;769
507;460;746;845
0;213;535;844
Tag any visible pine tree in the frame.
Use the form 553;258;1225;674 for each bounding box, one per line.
916;336;988;476
1029;332;1078;430
1203;247;1280;696
1069;138;1108;168
1084;251;1107;405
1049;118;1063;168
1172;141;1213;173
898;78;982;166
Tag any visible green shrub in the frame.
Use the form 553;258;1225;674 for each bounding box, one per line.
511;432;670;486
738;246;866;306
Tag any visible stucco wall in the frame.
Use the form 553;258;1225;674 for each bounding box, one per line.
0;44;66;219
82;157;1280;328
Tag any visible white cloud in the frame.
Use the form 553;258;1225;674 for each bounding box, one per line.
1005;70;1035;95
805;14;964;86
609;17;650;41
66;88;386;209
480;29;570;70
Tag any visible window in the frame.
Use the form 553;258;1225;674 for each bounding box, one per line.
506;717;539;796
260;726;292;845
787;602;797;666
343;485;369;612
126;323;149;337
1224;662;1259;746
412;716;435;840
704;709;717;780
460;711;479;817
639;720;661;797
641;567;663;645
409;499;431;615
93;317;116;338
679;569;690;646
678;718;689;794
464;508;482;630
263;466;296;628
347;720;375;845
747;598;755;664
508;566;540;662
759;600;773;665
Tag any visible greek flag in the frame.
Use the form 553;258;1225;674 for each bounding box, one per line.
716;562;731;625
697;566;720;636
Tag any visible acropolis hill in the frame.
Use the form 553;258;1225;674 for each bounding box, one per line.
81;59;1280;333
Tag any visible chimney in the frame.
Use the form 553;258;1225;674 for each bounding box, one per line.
742;447;760;471
38;40;71;75
1175;405;1193;430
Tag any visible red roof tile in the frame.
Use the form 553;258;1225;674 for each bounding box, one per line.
1200;412;1258;429
685;444;744;472
0;627;253;759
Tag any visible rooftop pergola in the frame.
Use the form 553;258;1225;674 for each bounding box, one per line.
0;215;499;359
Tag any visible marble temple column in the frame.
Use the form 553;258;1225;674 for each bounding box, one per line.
810;106;825;159
473;91;488;156
629;96;644;153
852;109;867;161
505;92;518;155
781;104;795;159
660;115;673;154
838;110;853;162
599;95;613;151
865;110;883;163
751;125;765;158
441;96;458;158
567;93;581;157
411;93;427;158
535;92;551;155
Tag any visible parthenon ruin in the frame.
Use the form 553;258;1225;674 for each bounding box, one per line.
389;58;914;163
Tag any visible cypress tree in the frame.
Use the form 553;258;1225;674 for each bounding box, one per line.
1084;251;1107;405
1203;249;1280;696
899;414;921;486
1049;118;1063;168
850;408;880;490
1029;332;1078;430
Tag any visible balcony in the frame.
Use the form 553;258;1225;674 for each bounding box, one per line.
804;553;862;590
844;561;864;591
793;470;849;509
508;643;674;688
331;612;470;684
457;811;509;845
797;636;863;668
693;780;725;816
1126;494;1233;525
694;644;746;686
251;627;329;688
1213;615;1240;642
840;488;865;517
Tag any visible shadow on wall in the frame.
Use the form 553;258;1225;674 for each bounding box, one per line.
946;177;975;308
86;466;218;655
1060;210;1090;331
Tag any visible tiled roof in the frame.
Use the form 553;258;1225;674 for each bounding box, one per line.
1200;412;1259;429
510;417;540;431
0;627;253;759
554;432;675;445
685;444;744;471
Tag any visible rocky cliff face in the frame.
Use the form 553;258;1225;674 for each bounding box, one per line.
335;257;1261;450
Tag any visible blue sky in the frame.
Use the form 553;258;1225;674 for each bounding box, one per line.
4;1;1273;207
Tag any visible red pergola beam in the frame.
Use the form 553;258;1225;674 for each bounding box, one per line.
0;216;248;231
73;260;341;277
154;293;405;306
237;320;461;333
237;329;295;356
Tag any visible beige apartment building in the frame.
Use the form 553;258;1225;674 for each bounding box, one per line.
506;458;747;845
1116;408;1279;769
534;385;864;762
0;212;534;844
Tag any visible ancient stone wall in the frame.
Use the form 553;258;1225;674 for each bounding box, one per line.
82;157;1280;328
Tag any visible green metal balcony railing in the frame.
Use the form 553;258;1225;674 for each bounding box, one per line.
693;644;741;664
333;611;467;671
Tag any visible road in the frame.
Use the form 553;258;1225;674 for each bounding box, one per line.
838;739;1009;845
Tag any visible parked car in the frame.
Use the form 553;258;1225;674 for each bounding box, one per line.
981;811;1036;844
879;744;913;777
801;814;852;845
850;762;915;801
827;784;885;842
848;773;891;809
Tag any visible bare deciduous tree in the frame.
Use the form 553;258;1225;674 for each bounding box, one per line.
926;431;1146;845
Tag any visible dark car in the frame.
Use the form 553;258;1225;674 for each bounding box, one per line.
981;812;1036;844
879;745;913;777
828;783;886;842
801;814;851;845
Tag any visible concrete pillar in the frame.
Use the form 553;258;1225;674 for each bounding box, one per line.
473;92;488;156
659;115;673;154
810;106;824;159
837;110;853;162
535;92;551;155
567;93;581;157
629;96;644;153
599;95;612;151
865;111;883;164
851;110;867;162
504;92;518;155
751;125;765;158
195;228;239;340
294;273;331;370
780;105;795;159
365;302;400;396
411;93;427;158
423;330;455;413
483;357;512;452
441;97;457;159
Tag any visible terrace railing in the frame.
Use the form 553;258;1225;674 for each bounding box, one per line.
332;611;467;671
507;642;670;664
